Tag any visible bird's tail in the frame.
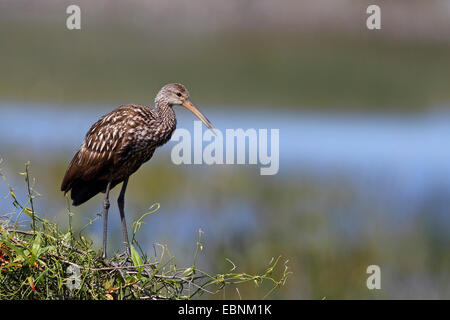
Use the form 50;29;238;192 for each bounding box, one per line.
69;179;109;206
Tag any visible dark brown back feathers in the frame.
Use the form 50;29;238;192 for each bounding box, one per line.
61;103;175;206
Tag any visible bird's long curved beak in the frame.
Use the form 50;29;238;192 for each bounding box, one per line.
182;100;216;135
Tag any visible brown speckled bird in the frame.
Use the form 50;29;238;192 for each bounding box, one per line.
61;83;215;259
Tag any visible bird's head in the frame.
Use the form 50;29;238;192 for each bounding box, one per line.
156;83;216;134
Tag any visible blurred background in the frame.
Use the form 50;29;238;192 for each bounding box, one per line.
1;0;450;299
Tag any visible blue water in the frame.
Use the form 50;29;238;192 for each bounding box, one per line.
1;101;450;189
1;100;450;252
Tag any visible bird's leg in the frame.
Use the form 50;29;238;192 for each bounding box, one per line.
118;177;131;257
102;172;113;260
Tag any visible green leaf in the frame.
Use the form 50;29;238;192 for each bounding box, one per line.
7;243;28;263
182;267;194;277
62;232;72;244
130;244;143;275
23;207;34;218
31;232;42;256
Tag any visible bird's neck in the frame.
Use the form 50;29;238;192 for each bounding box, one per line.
154;99;177;138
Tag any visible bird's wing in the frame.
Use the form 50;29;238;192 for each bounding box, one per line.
114;106;160;163
61;106;135;192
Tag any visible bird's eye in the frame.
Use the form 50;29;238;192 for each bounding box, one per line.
176;92;182;97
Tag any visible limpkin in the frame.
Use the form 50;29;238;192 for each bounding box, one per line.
61;83;214;259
